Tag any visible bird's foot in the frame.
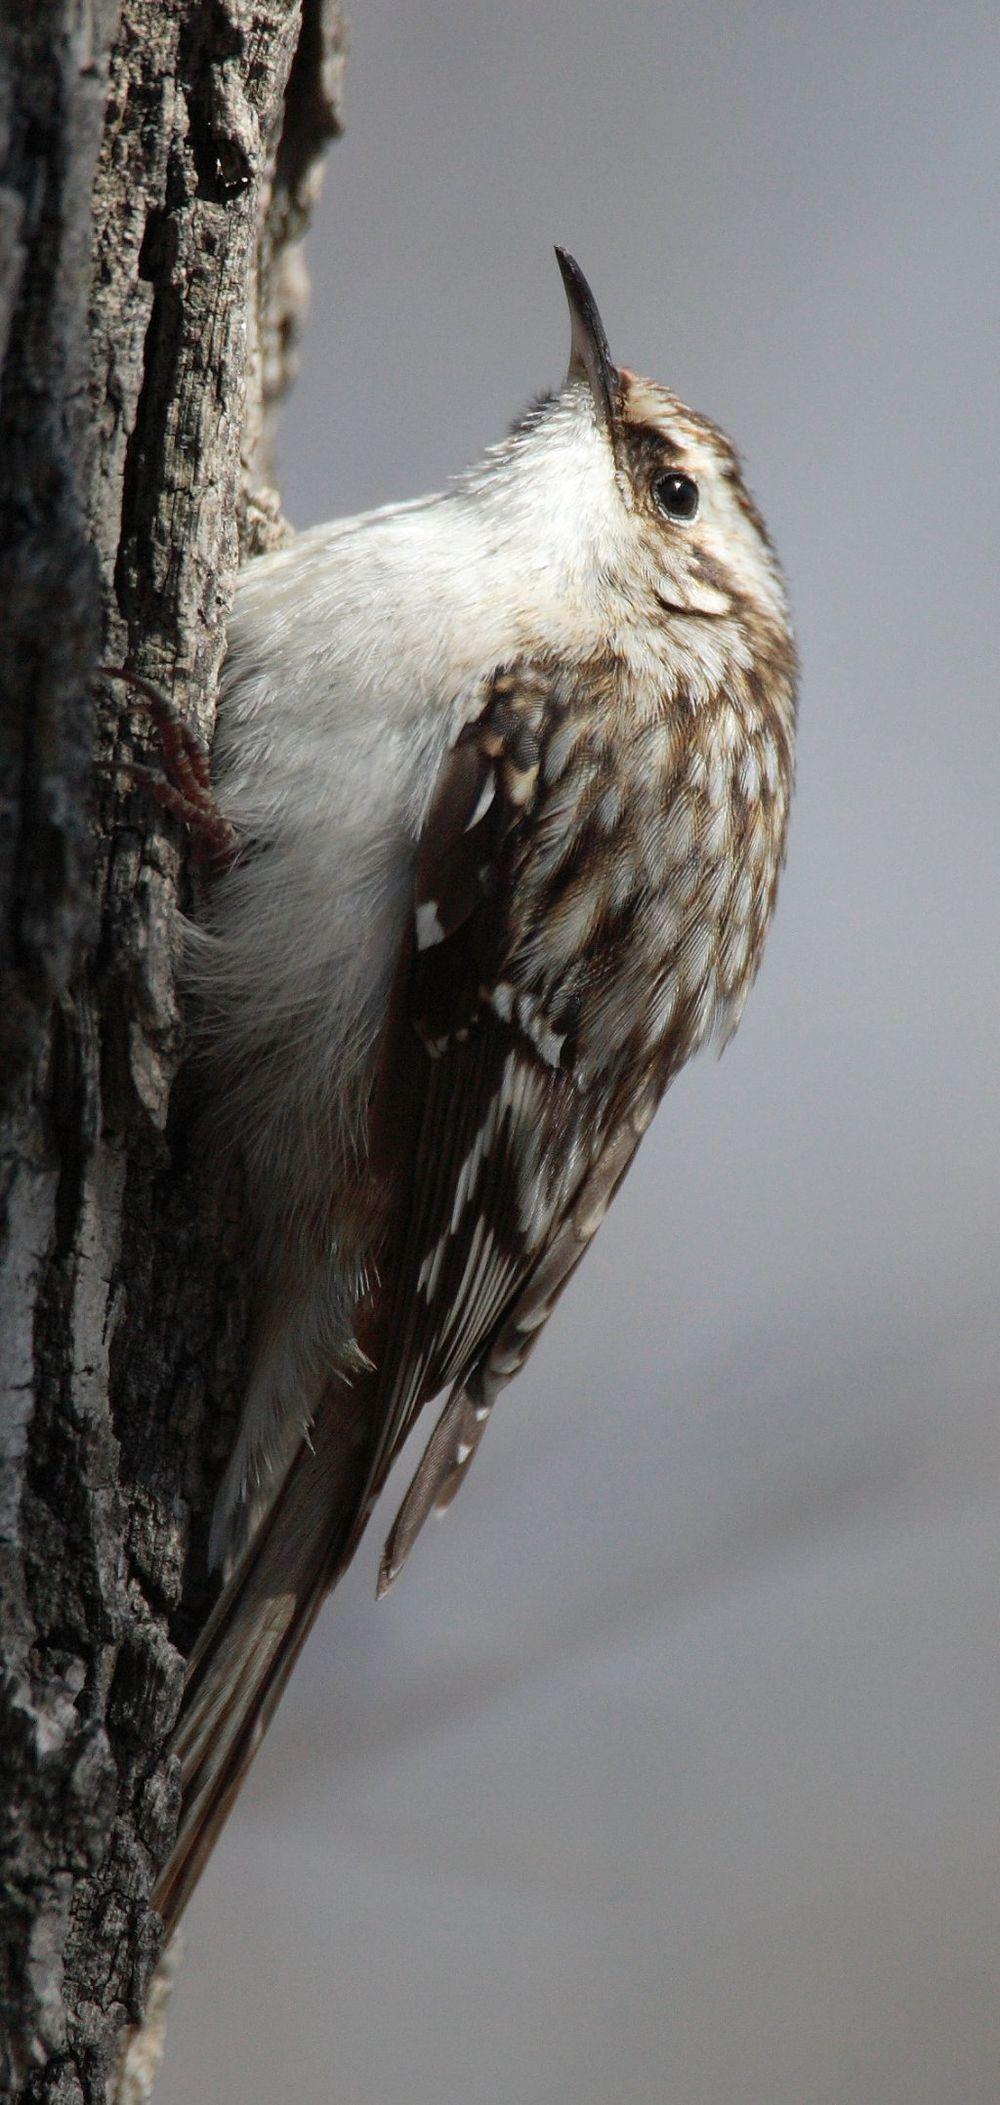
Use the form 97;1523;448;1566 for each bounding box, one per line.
101;666;239;872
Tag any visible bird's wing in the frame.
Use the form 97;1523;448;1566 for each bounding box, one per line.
363;664;655;1584
155;661;659;1931
377;1097;650;1590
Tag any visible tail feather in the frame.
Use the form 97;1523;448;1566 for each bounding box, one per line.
153;1378;375;1934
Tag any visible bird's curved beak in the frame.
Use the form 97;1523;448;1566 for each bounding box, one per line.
555;247;623;463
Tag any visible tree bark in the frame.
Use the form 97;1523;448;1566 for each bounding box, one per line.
0;4;344;2096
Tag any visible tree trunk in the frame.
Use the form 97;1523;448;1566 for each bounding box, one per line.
0;4;344;2096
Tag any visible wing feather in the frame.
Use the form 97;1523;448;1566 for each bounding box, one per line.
369;1035;561;1479
362;665;643;1568
377;1091;654;1590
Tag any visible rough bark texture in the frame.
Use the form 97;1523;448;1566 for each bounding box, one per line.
0;3;344;2096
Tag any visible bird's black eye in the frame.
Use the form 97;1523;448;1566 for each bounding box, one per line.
653;472;699;522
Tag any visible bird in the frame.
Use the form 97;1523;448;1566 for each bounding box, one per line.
148;249;796;1931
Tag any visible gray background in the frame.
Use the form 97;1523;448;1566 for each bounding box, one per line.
158;3;999;2100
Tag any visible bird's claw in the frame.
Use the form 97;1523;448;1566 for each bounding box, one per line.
100;665;239;872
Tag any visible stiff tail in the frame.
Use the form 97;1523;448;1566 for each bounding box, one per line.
153;1378;375;1935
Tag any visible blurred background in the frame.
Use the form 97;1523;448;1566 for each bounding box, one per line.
158;3;999;2100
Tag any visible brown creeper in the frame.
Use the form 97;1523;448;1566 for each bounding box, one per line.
154;250;796;1928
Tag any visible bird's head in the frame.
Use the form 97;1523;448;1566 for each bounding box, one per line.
472;252;793;692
